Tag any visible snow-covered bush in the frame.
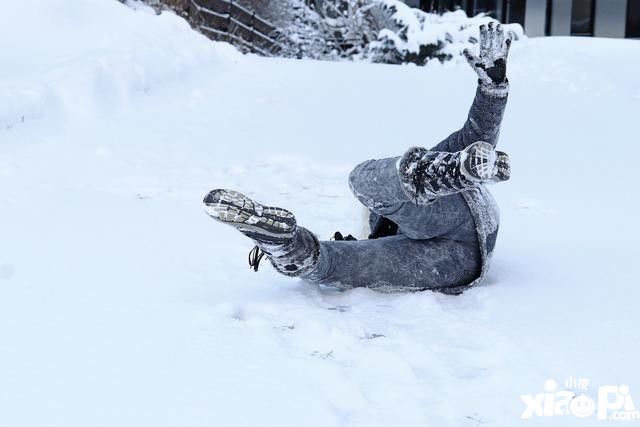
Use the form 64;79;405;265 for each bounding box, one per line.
366;0;524;65
270;0;334;60
273;0;379;60
277;0;524;65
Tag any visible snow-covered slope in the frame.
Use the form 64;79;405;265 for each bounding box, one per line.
1;2;639;426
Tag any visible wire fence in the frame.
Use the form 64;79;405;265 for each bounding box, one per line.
189;0;284;55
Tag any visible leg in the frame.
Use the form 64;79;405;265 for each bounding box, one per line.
305;235;481;292
202;189;481;291
397;142;509;205
349;143;508;214
349;144;506;240
348;156;461;241
348;156;408;217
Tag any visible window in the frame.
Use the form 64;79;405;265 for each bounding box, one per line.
420;0;463;13
571;0;596;36
628;0;640;38
473;0;501;19
502;0;527;26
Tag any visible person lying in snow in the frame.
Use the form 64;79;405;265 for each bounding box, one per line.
203;23;512;294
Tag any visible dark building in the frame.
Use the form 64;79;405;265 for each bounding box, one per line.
403;0;640;38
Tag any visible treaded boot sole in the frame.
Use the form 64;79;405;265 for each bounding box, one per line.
494;151;510;182
461;141;499;181
203;189;296;242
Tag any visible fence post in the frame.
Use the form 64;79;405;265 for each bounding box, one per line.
190;0;199;29
250;11;255;44
228;0;233;44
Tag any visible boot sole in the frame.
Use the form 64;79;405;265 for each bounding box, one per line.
462;141;498;181
203;189;296;239
494;151;510;182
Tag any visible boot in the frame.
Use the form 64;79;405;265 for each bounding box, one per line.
203;189;319;276
398;141;510;203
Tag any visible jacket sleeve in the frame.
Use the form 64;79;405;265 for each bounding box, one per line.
430;84;509;153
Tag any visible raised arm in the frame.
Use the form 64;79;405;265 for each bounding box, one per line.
431;23;512;153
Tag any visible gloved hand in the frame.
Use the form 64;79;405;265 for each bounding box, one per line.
463;23;512;95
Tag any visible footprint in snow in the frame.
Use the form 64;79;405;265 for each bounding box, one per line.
327;305;349;313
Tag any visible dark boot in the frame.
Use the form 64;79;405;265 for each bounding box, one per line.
203;189;319;276
398;141;510;204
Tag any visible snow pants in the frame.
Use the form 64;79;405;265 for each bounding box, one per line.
301;86;507;292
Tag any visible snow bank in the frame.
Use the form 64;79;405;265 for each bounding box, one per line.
0;0;239;131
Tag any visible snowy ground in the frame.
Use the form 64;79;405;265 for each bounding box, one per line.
1;1;640;426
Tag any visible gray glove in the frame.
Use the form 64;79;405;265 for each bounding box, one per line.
463;22;512;96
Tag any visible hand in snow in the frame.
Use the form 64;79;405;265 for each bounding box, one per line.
464;23;512;91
